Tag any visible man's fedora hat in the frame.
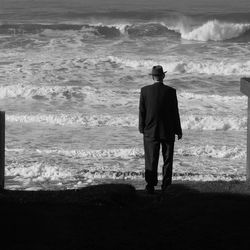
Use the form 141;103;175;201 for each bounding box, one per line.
149;65;167;76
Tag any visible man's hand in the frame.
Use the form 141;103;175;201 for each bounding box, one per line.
177;133;182;140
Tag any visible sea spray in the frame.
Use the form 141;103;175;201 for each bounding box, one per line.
178;20;250;41
2;20;250;42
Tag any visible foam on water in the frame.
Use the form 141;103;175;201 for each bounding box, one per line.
0;84;138;108
6;142;246;161
1;83;247;131
5;157;245;190
0;84;247;102
0;84;85;99
171;20;250;41
6;113;137;127
2;19;250;42
107;56;250;76
36;145;245;160
6;162;75;184
6;113;246;131
177;145;245;159
172;173;246;182
181;114;246;131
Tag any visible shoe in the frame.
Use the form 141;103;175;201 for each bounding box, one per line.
161;184;170;192
145;185;155;194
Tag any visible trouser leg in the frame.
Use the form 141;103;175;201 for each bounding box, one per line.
161;141;174;190
143;136;160;187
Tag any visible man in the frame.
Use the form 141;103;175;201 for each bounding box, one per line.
139;65;182;194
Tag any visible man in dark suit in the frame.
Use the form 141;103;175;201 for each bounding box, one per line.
139;65;182;194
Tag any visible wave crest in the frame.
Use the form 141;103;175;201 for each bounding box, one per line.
176;20;250;41
2;20;250;42
6;113;247;131
107;56;250;75
0;22;174;39
36;145;245;160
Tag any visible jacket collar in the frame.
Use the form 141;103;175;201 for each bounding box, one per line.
154;81;164;85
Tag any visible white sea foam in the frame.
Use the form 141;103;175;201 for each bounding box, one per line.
6;162;74;182
7;144;245;160
90;22;129;34
177;145;245;159
170;20;250;41
106;56;250;76
6;113;137;127
0;84;83;99
5;144;246;190
0;85;247;114
180;92;246;102
76;171;246;183
0;84;138;107
6;162;244;186
6;113;247;131
172;173;246;182
181;114;246;131
37;145;245;160
37;147;143;159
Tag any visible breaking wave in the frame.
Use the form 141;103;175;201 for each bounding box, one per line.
2;19;250;42
105;56;250;75
6;113;247;131
0;84;85;99
35;145;245;160
0;85;246;104
0;22;175;39
4;55;250;77
181;114;246;131
177;20;250;42
0;84;138;107
6;113;137;127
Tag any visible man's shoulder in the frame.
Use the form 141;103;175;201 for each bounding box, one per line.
140;84;153;94
163;85;176;92
141;83;176;94
141;84;154;90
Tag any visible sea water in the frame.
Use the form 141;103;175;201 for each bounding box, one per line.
0;0;250;190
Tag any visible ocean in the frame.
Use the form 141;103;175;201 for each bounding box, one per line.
0;0;250;190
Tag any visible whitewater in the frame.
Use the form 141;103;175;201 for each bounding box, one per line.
1;0;250;190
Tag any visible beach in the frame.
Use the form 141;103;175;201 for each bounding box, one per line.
1;1;250;248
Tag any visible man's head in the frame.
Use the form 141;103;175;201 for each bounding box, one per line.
149;65;167;82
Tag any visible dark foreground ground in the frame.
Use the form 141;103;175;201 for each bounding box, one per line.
1;181;250;250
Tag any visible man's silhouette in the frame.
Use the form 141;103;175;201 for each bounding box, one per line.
139;65;182;194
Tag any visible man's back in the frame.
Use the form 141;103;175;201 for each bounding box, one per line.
139;82;182;140
139;65;182;194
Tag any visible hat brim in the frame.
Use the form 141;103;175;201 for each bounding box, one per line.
149;71;167;76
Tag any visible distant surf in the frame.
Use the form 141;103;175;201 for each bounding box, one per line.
6;113;246;131
1;19;250;42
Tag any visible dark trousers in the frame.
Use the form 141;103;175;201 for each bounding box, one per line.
143;136;174;190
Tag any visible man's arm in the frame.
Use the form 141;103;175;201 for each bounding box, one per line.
173;90;182;139
139;88;146;134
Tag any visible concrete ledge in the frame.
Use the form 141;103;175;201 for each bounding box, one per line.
240;77;250;180
240;78;250;96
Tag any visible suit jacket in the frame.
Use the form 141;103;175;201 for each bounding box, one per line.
139;82;182;141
